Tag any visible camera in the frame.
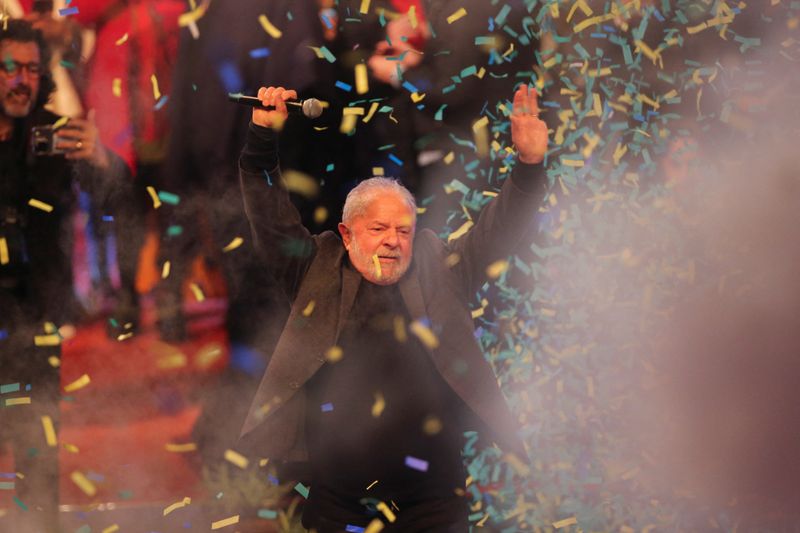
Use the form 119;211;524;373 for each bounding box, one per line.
30;125;66;156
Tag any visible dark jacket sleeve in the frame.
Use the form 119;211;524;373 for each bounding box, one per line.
447;161;547;296
239;123;317;299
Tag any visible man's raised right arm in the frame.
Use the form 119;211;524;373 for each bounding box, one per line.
239;86;315;294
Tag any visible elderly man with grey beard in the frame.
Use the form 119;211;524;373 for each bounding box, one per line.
236;84;549;532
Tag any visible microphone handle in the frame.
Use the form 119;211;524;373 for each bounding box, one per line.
228;94;302;109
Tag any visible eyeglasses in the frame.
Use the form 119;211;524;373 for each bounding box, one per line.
1;60;42;78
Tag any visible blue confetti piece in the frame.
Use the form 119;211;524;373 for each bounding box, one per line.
217;60;244;94
154;95;169;110
402;80;419;93
258;509;278;519
249;48;271;58
24;383;31;391
0;329;7;340
326;163;335;172
345;526;365;533
405;455;429;472
267;474;279;485
335;80;353;92
263;170;272;186
102;215;114;222
58;6;79;16
321;402;334;412
0;472;17;479
321;14;334;29
388;154;403;166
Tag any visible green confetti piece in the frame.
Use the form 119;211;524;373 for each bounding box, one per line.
157;191;180;205
318;45;337;63
294;482;309;499
257;509;278;519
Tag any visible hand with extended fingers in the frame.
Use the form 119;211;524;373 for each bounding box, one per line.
511;84;549;165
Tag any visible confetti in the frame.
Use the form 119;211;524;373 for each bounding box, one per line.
258;14;283;39
5;397;31;406
211;515;240;529
101;525;120;533
161;261;171;279
553;517;578;529
355;64;369;94
163;496;191;516
41;416;57;447
325;345;343;363
294;482;309;498
28;199;53;213
372;254;382;279
165;443;197;453
146;186;162;208
115;33;128;46
150;74;161;101
376;501;396;523
371;392;385;417
302;300;316;317
189;283;205;302
0;238;8;265
359;0;370;14
64;374;91;392
446;7;467;24
365;518;385;533
404;455;429;472
70;471;97;497
409;320;439;349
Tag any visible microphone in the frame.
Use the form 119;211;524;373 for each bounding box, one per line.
228;93;324;119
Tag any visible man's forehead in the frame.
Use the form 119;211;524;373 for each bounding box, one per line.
1;40;40;58
362;193;416;224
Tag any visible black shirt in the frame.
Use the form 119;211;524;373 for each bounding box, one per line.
303;260;471;528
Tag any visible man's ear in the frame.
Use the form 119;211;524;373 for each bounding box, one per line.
338;222;351;250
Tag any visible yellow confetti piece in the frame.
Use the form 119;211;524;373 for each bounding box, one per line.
190;283;205;302
5;397;31;406
146;186;162;208
70;471;97;497
211;515;240;530
472;116;489;133
486;260;509;279
363;102;380;123
195;343;223;369
34;334;60;346
573;13;615;33
178;3;207;27
446;7;467;24
163;496;191;516
115;33;128;46
446;220;473;243
157;352;187;369
393;315;407;343
562;158;585;168
64;374;91;393
359;0;370;14
372;254;382;279
150;74;161;101
566;0;592;22
410;91;425;103
224;449;249;469
366;480;379;490
161;260;171;279
258;14;282;38
0;237;8;265
48;355;61;368
41;416;57;447
221;236;243;252
365;518;385;533
409;320;439;349
376;501;396;523
443;151;455;164
325;345;343;363
371;392;385;418
302;300;316;317
165;442;197;453
63;442;79;453
372;166;384;176
553;517;578;529
422;415;442;435
355;63;369;95
52;115;69;130
101;525;120;533
112;78;121;97
28;199;53;213
314;206;329;225
407;4;418;28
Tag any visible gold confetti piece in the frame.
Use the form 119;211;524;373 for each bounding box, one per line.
146;186;162;209
163;496;191;516
112;78;121;97
409;320;439;349
422;415;442;435
224;449;249;469
259;458;269;467
573;13;615;33
553;516;578;529
189;283;205;302
372;254;382;279
151;74;161;101
314;206;329;224
258;14;282;38
165;442;197;453
34;334;60;346
302;300;316;317
446;7;467;24
471;116;489;133
178;3;207;27
566;0;592;22
41;416;57;447
71;471;97;497
64;374;91;392
363;102;380;123
371;392;385;418
52;115;69;129
157;353;187;369
408;4;418;28
325;345;343;363
343;107;365;116
63;442;79;453
5;397;31;406
359;0;370;14
195;343;223;369
366;480;379;490
161;260;171;279
0;237;8;265
284;169;320;198
443;151;455;164
446;220;473;243
376;502;396;523
486;259;509;279
28;199;53;213
115;33;128;46
476;513;490;527
211;515;240;530
393;315;406;343
102;525;120;533
222;236;243;252
410;91;425;103
48;355;61;368
355;64;369;95
365;518;385;533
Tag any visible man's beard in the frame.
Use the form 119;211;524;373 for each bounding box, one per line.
2;85;34;118
350;236;410;285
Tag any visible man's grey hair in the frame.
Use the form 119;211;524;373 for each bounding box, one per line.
342;177;417;224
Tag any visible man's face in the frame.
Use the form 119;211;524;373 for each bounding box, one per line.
339;192;415;285
0;40;41;119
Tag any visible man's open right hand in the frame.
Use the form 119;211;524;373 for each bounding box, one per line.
252;86;297;130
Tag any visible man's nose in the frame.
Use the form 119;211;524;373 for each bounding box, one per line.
383;229;399;247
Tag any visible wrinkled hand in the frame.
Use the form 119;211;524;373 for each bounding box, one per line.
252;86;297;130
56;110;110;168
511;84;548;164
368;17;424;85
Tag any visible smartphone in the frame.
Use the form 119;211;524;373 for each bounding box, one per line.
30;125;66;156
